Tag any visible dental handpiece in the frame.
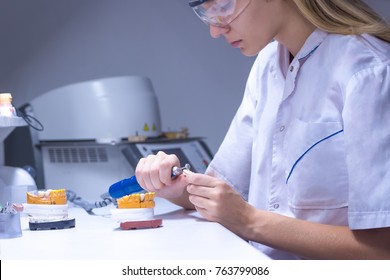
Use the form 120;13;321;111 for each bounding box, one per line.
108;164;191;199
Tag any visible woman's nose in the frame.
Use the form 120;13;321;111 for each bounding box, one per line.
209;25;229;38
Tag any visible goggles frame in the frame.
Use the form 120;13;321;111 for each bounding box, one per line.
189;0;251;27
189;0;210;8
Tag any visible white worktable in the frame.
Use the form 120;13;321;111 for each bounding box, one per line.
0;198;269;260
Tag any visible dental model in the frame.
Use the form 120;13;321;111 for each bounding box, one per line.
23;189;75;230
111;192;162;230
109;164;190;230
27;189;67;205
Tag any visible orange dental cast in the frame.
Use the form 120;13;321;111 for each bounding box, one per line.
26;189;67;205
117;192;156;209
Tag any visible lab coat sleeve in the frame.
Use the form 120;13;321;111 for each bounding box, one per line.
206;65;258;201
343;64;390;229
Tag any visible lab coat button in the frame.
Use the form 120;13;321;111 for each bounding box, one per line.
290;66;294;72
280;126;285;132
273;204;279;209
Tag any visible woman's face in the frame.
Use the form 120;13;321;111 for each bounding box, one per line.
208;0;293;56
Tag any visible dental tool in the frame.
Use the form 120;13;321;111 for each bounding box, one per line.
108;164;191;199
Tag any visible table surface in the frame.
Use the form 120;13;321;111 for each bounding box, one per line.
0;198;269;260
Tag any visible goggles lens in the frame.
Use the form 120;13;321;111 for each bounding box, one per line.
189;0;250;27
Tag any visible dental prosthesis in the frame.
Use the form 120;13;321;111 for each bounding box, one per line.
23;189;75;230
27;189;67;205
111;192;162;230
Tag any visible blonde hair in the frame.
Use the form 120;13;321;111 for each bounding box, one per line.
292;0;390;43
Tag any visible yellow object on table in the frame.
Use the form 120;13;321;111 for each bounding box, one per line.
26;189;67;205
116;192;155;209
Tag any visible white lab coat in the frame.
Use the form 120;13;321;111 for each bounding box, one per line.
207;28;390;259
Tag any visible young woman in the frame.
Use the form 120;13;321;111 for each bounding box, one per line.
135;0;390;259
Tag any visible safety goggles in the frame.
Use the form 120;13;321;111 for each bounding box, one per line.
189;0;251;27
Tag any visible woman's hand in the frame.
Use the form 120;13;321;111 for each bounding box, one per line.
185;170;256;236
135;151;189;200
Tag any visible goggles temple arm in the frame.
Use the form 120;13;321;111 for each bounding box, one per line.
189;0;212;8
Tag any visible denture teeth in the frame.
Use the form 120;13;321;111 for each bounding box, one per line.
116;192;156;209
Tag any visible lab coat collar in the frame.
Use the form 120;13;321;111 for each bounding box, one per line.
276;28;328;102
296;28;328;61
273;29;328;80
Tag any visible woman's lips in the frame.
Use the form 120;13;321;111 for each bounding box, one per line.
230;40;242;48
